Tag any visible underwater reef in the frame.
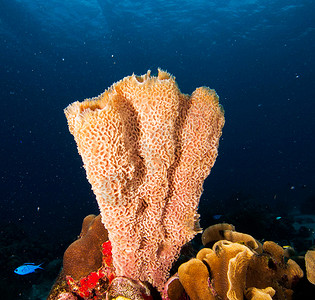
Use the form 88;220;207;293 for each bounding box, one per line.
48;217;314;300
63;69;224;291
47;71;314;299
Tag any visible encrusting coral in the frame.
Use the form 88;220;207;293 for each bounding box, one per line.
63;214;108;280
48;214;113;299
64;69;225;290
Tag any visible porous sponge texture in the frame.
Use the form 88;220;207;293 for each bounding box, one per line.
65;69;224;290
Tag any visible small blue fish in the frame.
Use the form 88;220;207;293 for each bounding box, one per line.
213;214;222;220
14;263;43;275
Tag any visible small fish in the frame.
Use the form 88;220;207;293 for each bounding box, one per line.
283;245;292;249
276;216;282;220
14;263;43;275
213;214;222;220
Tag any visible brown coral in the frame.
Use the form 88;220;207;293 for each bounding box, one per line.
178;258;214;300
245;287;275;300
245;242;303;299
305;249;315;284
63;214;108;280
178;225;304;300
64;69;225;290
163;275;186;300
204;241;254;300
201;223;261;252
201;223;235;246
48;215;108;300
178;240;254;300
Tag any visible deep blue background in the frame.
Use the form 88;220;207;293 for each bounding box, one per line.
1;0;314;240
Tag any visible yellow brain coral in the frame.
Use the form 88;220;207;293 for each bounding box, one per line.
64;69;225;290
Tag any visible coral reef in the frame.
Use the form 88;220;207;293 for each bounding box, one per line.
54;69;311;299
48;215;114;300
64;69;225;290
48;215;315;299
178;224;304;300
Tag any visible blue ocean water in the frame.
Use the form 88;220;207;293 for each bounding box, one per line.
0;0;314;298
